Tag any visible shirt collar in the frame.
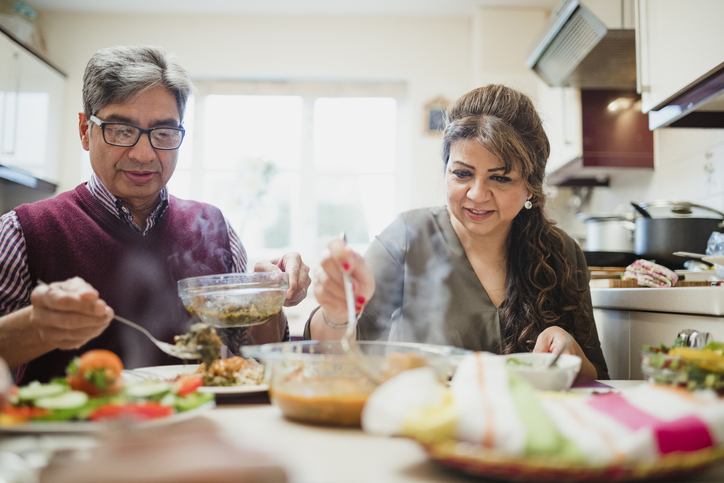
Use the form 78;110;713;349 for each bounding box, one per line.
86;173;169;234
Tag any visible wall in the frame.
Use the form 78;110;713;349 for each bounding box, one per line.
35;9;722;248
35;11;474;214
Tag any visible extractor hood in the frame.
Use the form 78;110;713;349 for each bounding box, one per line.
647;61;724;129
526;0;636;89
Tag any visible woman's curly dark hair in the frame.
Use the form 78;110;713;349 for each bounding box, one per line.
442;84;594;354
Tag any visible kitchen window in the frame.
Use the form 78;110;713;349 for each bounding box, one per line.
167;81;403;266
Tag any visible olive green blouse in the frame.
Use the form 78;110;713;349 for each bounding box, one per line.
304;206;609;380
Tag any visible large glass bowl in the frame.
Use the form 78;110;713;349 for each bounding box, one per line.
178;273;288;328
242;340;471;427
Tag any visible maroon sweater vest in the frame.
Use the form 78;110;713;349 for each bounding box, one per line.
14;184;231;383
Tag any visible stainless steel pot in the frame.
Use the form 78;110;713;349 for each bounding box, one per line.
579;214;635;253
633;200;724;269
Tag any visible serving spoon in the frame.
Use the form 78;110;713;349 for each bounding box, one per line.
338;234;385;385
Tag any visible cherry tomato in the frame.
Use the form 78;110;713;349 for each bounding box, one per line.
175;376;203;396
89;402;174;422
67;349;125;397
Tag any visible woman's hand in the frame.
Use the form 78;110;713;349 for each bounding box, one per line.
29;277;114;351
313;237;375;326
532;326;598;380
254;252;311;307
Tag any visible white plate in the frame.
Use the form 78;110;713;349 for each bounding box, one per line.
0;401;215;434
122;365;269;395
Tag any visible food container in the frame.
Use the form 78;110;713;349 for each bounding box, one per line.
633;200;724;269
178;273;288;328
242;340;471;426
499;353;581;391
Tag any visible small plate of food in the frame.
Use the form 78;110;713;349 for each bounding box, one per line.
123;359;268;395
125;323;268;394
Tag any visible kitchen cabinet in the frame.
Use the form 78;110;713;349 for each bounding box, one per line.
539;87;653;185
539;86;583;175
635;0;724;113
0;27;65;184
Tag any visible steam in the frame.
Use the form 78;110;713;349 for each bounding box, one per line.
376;228;453;346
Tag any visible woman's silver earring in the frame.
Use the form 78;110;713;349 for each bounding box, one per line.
524;200;533;210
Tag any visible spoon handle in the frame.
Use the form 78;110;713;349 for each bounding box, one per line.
548;338;570;368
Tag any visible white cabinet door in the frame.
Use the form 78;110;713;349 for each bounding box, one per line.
0;32;64;183
538;86;582;174
0;33;21;165
636;0;724;113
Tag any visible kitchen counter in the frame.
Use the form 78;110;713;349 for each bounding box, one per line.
591;286;724;316
592;286;724;380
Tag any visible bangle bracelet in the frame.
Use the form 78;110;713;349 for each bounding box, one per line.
321;307;348;329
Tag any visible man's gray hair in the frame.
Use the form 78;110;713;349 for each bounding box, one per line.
82;45;194;122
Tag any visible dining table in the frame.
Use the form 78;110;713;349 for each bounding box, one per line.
3;379;724;483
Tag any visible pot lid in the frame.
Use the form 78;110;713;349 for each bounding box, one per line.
578;212;632;222
635;200;724;219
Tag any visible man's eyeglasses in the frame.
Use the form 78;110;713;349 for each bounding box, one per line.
89;115;185;150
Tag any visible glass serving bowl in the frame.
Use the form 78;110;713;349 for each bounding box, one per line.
178;273;288;328
242;340;471;427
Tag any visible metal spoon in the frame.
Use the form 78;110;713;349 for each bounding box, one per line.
547;338;570;369
113;315;201;360
338;233;385;384
36;279;201;360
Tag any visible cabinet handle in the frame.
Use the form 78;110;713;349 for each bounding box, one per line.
1;51;21;155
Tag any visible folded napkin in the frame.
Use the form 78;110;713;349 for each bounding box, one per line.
623;259;678;287
362;353;724;465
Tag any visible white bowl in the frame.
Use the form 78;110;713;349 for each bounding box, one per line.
499;353;581;391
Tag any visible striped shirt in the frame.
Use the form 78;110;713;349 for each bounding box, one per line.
0;175;286;349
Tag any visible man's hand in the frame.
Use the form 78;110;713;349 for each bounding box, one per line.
254;252;311;307
29;277;114;350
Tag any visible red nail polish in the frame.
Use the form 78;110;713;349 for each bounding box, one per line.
343;263;350;271
356;304;363;312
357;296;366;304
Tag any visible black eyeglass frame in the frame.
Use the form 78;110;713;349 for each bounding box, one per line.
89;115;186;150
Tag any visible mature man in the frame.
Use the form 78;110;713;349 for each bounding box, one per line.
0;45;310;384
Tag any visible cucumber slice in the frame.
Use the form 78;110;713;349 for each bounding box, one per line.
35;391;89;410
125;382;173;399
17;382;67;402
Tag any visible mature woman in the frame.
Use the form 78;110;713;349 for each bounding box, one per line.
305;84;608;380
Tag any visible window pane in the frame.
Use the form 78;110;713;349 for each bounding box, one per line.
313;98;396;174
175;96;195;170
203;95;303;171
314;174;395;254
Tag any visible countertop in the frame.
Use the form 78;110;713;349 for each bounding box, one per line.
591;286;724;316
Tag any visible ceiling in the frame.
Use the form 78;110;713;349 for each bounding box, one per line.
26;0;559;17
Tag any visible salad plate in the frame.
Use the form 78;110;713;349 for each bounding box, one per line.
123;365;269;395
0;400;215;434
